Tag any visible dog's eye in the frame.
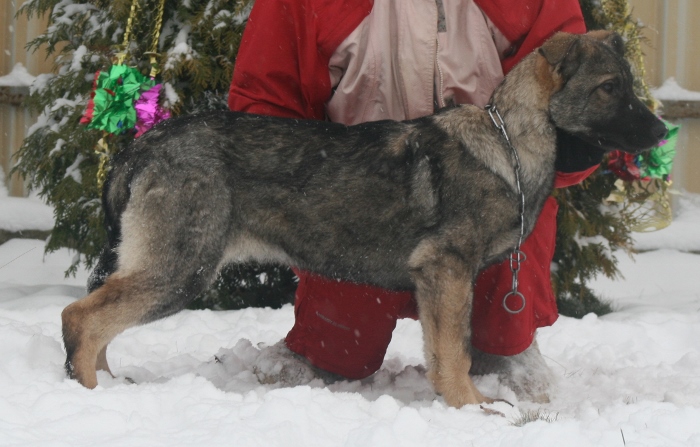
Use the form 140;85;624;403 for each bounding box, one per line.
600;81;616;94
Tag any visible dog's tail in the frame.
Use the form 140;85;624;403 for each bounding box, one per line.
86;152;133;293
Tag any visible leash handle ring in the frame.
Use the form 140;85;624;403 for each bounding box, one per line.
502;291;526;315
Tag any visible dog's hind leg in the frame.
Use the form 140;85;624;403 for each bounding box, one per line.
63;263;221;388
63;173;231;388
84;187;126;379
82;243;121;379
409;240;491;408
86;244;120;377
62;273;146;388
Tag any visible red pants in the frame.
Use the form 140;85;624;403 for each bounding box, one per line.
286;197;560;380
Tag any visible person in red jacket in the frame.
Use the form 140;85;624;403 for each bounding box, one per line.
229;0;602;402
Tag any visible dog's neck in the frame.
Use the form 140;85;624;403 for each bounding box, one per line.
484;53;558;232
489;55;556;144
487;53;558;179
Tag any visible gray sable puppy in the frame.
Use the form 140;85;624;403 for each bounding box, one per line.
62;31;666;408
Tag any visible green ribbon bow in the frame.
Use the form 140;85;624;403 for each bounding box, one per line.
639;119;679;180
87;65;154;134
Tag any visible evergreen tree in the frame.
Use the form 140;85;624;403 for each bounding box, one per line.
16;0;251;270
14;0;666;315
13;0;295;310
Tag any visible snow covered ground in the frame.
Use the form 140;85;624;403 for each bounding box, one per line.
1;191;699;446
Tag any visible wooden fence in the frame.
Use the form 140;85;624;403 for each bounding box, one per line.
1;3;53;196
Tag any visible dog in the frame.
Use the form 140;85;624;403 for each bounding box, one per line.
62;31;666;408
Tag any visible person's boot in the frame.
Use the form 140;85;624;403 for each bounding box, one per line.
469;340;556;403
253;340;342;385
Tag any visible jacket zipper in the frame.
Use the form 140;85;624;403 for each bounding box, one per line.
435;37;446;110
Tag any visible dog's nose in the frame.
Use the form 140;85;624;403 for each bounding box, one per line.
652;120;668;142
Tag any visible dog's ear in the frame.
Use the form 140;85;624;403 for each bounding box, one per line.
538;32;581;80
587;30;626;57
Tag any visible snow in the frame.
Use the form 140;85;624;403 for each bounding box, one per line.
69;45;88;72
29;73;54;95
0;63;36;88
633;192;700;252
164;25;197;72
25;95;84;138
0;173;54;232
162;82;180;109
47;1;100;36
0;196;54;232
63;153;85;184
0;170;7;197
0;192;700;446
652;77;700;101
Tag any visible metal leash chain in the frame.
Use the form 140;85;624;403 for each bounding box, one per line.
485;104;527;314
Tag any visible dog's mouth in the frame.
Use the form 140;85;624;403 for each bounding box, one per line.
581;136;651;155
576;119;668;155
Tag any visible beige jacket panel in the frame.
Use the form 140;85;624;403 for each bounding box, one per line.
327;0;509;125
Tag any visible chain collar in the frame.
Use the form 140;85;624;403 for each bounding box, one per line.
485;104;527;314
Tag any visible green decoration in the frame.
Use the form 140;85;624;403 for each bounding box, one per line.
87;65;154;134
639;120;679;179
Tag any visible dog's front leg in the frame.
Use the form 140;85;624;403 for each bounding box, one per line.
409;243;492;408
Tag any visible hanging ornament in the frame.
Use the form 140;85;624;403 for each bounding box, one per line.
80;0;168;189
607;150;642;182
134;84;171;137
81;65;154;134
135;0;169;136
81;71;100;126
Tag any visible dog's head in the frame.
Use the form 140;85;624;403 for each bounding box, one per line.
538;31;667;154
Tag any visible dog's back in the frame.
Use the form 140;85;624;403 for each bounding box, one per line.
100;109;518;290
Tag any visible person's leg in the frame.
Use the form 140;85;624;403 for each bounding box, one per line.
253;269;415;384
